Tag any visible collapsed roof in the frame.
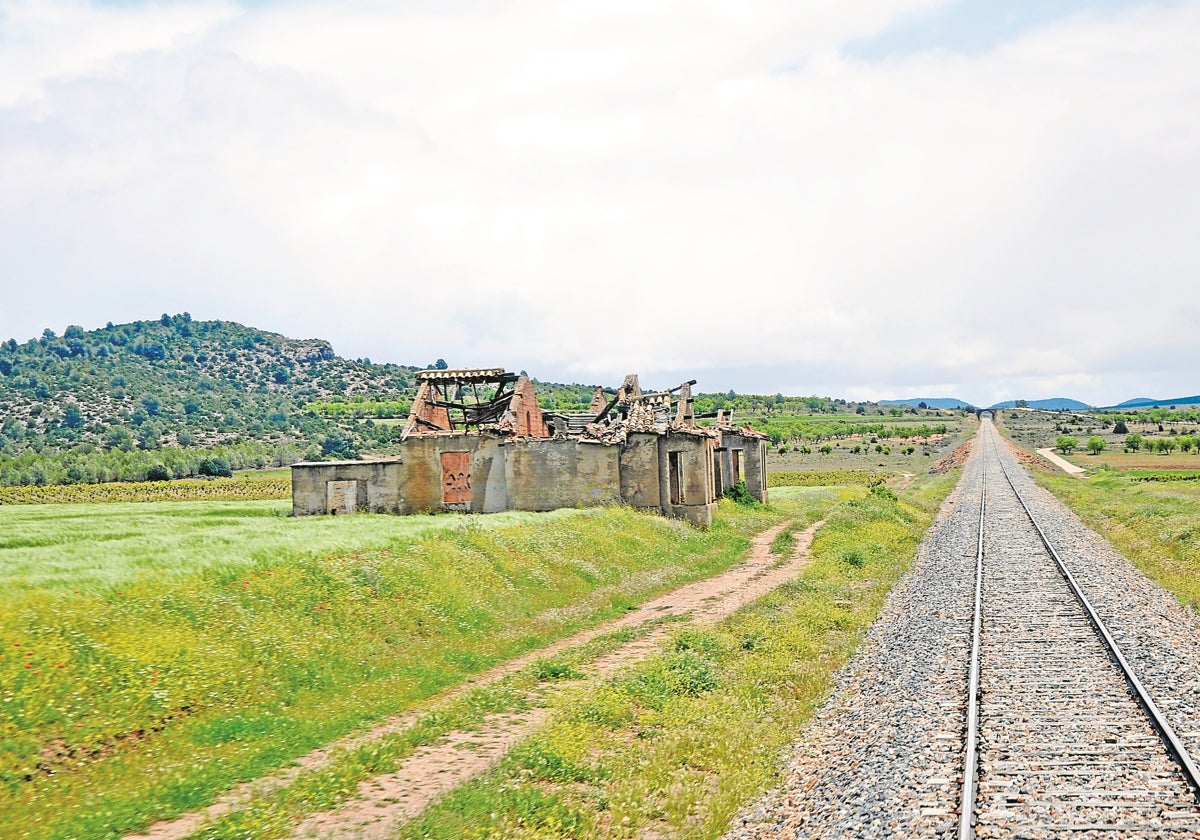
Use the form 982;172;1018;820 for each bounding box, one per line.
401;368;765;443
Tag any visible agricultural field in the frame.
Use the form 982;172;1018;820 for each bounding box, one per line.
1003;407;1200;471
765;410;975;475
0;468;957;839
0;472;290;507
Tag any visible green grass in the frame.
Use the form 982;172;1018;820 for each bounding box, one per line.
396;476;955;840
1034;470;1200;611
768;469;885;488
0;500;790;840
768;527;796;557
0;500;578;594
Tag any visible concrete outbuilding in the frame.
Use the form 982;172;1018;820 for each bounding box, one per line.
292;369;768;528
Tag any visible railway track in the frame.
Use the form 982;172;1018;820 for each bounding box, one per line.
960;420;1200;838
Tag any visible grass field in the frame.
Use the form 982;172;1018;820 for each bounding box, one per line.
0;459;961;840
1;498;796;839
767;469;885;488
133;480;957;840
1034;470;1200;612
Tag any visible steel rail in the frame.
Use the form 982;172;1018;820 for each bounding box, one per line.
956;480;985;840
985;424;1200;802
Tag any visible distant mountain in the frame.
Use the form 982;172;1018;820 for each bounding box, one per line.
1108;395;1200;409
990;398;1091;411
878;397;973;409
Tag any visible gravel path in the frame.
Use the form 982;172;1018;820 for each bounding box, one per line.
1036;447;1086;475
725;420;1200;840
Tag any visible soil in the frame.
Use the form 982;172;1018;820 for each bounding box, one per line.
928;438;973;474
129;519;821;840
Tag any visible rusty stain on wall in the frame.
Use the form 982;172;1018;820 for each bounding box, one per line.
440;451;471;503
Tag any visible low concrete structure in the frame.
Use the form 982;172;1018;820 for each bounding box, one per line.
292;369;768;527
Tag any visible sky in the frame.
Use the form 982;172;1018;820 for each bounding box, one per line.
1;0;1197;407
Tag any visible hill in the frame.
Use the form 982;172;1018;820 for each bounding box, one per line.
1109;395;1200;409
878;397;973;409
0;315;423;484
989;397;1091;411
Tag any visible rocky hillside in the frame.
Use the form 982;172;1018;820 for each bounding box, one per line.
0;315;421;484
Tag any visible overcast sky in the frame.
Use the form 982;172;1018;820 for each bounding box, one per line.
2;0;1197;407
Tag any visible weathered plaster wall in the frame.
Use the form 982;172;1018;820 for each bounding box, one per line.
292;427;765;529
395;435;507;514
291;460;406;516
717;432;769;504
743;437;769;503
619;432;662;510
506;438;621;511
657;432;717;529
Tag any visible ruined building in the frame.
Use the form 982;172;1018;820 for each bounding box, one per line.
291;368;768;527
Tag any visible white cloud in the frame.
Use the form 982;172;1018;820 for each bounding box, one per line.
1;0;1197;406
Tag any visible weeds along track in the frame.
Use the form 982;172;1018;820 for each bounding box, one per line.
727;420;1200;840
962;420;1200;837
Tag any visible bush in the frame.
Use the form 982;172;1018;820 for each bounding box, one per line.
145;464;171;481
1086;436;1106;455
842;548;867;568
1056;435;1079;455
869;484;898;502
726;480;758;506
320;431;358;460
198;456;232;477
